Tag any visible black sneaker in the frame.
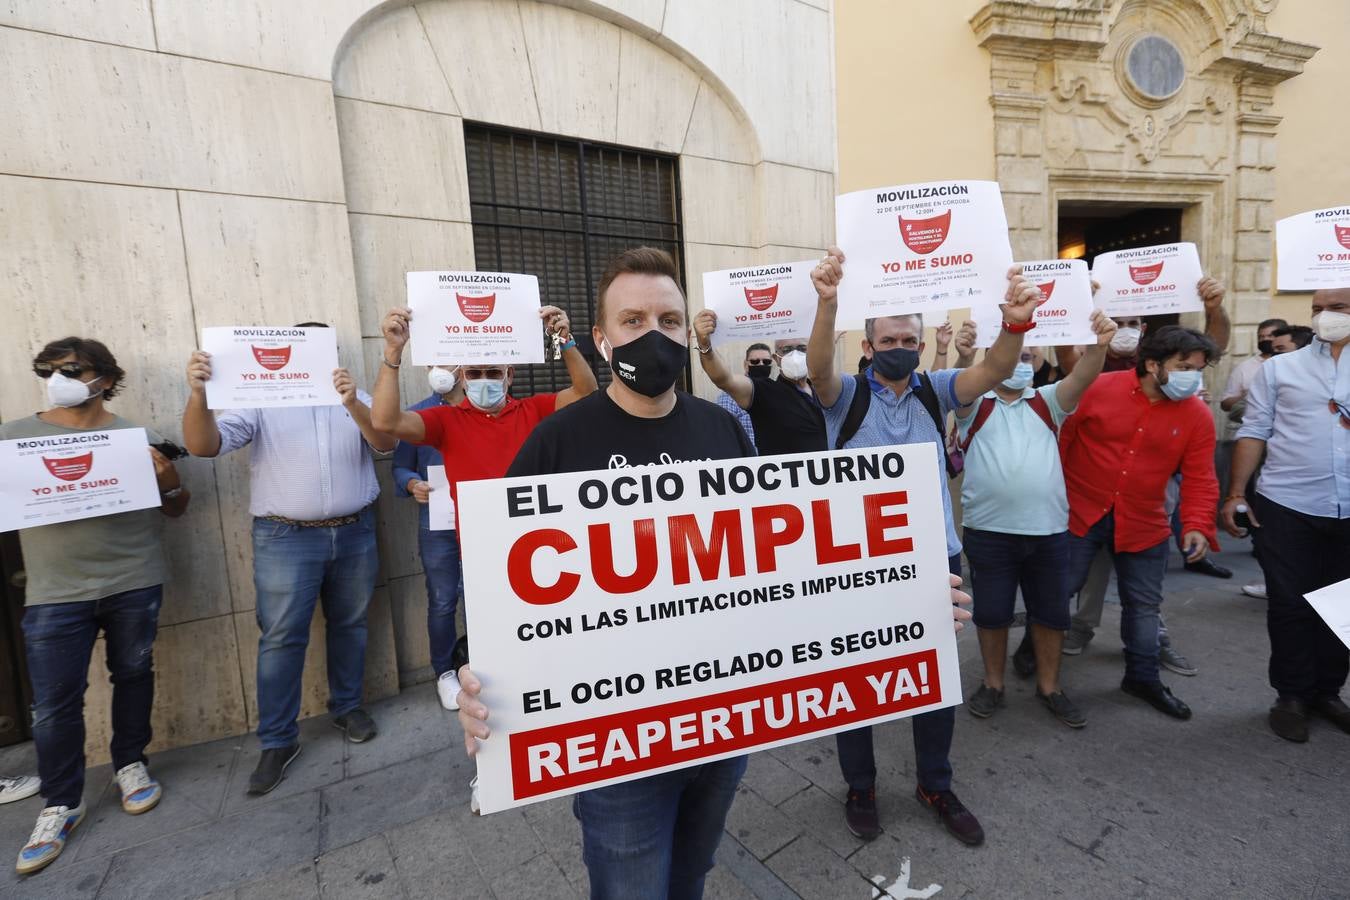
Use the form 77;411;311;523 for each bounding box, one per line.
248;744;300;795
967;684;1004;719
844;787;881;841
1037;689;1086;728
332;708;378;743
915;786;984;846
1120;678;1192;720
1011;633;1036;678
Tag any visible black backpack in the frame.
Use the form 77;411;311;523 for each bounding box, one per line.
834;372;963;478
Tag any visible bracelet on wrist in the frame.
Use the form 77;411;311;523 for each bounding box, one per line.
382;356;401;369
696;343;712;355
560;338;577;352
934;349;949;355
1001;320;1036;334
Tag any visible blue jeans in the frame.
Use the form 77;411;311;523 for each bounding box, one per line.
23;585;162;808
252;508;379;748
963;528;1071;630
835;553;961;793
418;528;462;677
574;756;746;900
1065;512;1169;682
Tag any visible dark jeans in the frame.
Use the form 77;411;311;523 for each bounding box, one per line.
573;755;747;900
963;528;1071;630
1252;494;1350;701
836;553;961;794
1065;513;1169;682
418;527;462;677
23;585;162;808
252;509;379;748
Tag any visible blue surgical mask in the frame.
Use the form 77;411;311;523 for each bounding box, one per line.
465;377;506;410
1002;362;1035;391
1158;368;1203;401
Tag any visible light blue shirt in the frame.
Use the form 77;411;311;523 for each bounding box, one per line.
716;391;755;445
1237;339;1350;519
215;390;381;520
956;385;1073;535
821;368;962;557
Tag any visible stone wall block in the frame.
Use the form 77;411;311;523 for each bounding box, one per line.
333;5;458;113
679;157;757;246
386;574;433;684
520;1;622;141
348;214;477;339
418;0;541;132
336;99;471;222
616;29;701;153
1;0;155;49
755;164;835;251
682;81;759;166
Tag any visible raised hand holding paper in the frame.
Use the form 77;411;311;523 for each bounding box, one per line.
1276;205;1350;289
200;326;341;409
973;259;1096;348
407;271;545;366
426;464;456;531
0;428;161;531
702;261;817;347
834;180;1014;326
1091;242;1204;317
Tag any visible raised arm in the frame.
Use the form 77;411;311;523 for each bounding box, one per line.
807;248;846;408
1051;310;1117;412
182;351;223;458
929;322;953;372
544;305;599;410
952;319;978;370
371;307;428;442
952;267;1039;406
692;309;754;408
1199;276;1231;353
333;368;396;452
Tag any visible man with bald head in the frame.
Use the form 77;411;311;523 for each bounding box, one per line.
1223;288;1350;743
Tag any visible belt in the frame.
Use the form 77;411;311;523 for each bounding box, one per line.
261;507;368;528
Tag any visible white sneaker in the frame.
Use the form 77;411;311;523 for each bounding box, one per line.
437;670;462;711
114;762;161;815
1242;582;1267;599
16;803;85;875
0;775;40;805
469;775;480;815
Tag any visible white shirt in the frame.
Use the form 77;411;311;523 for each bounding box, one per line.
1220;354;1266;439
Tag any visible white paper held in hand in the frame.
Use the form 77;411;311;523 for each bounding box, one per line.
407;271;545;366
200;326;342;409
427;465;456;531
1305;577;1350;652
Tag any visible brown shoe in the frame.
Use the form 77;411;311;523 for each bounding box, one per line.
1269;697;1309;743
844;787;881;841
915;786;984;846
1310;696;1350;734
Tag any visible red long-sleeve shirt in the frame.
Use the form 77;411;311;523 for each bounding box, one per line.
1059;370;1221;553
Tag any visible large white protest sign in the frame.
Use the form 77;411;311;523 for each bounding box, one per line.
201;326;341;409
834;180;1014;326
1092;242;1204;317
0;428;161;531
407;271;544;366
973;259;1097;348
458;444;960;814
1276;205;1350;290
426;465;456;531
1305;577;1350;652
702;261;817;347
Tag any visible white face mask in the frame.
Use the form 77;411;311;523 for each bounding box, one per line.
46;372;100;408
427;367;457;395
1312;310;1350;343
778;350;809;381
1109;327;1141;355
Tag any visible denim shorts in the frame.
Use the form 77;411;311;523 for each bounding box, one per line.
962;528;1071;631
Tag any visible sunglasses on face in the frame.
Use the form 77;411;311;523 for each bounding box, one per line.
33;362;95;379
462;368;506;381
747;360;773;368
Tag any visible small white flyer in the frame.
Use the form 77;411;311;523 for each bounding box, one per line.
702;260;817;347
1091;242;1204;317
407;271;545;366
201;326;342;409
427;464;456;531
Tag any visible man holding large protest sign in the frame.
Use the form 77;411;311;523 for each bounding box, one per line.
807;247;1042;845
6;338;189;875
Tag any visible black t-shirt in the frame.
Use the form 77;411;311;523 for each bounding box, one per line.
746;376;827;456
506;389;756;477
1032;360;1063;388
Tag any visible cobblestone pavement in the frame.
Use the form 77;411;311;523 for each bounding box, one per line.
3;542;1348;899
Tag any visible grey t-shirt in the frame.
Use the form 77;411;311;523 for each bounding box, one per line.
0;414;167;605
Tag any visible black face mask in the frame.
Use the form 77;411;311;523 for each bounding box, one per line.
869;347;921;382
605;329;687;397
1257;339;1275;356
747;362;773;379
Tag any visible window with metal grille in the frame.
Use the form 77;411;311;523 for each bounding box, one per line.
463;122;687;396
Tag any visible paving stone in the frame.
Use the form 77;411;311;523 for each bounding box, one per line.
455;803;549;881
319;748;466;852
222;715;347;816
234;862;320;900
761;834;877;900
703;861;759;900
317;834;402;899
713;834;799;900
343;683;455;779
722;784;802;861
774;784;866;861
0;855;110;900
739;752;811;807
523;798;588;891
488;852;579;899
381;810;492;900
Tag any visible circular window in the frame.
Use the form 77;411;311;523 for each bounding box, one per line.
1124;35;1186;101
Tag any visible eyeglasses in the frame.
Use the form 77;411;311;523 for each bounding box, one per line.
33;362;93;379
462;368;506;381
1331;399;1350;430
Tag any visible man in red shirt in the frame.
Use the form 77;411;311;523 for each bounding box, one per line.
1059;325;1221;719
369;304;598;522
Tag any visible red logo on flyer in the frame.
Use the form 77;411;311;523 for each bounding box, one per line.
43;453;93;482
1129;261;1165;285
1035;281;1055;306
898;209;952;255
456;293;496;323
744;284;779;311
251;346;292;371
1335;224;1350;250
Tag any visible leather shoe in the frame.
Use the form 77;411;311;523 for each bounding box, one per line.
1269;697;1309;742
1120;678;1192;720
915;786;984;846
1184;557;1232;579
1310;696;1350;734
844;787;881;840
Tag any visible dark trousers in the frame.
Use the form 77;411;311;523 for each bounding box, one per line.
22;585;162;808
1253;495;1350;701
835;554;961;793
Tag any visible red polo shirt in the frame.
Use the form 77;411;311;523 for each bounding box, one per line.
1059;370;1220;553
417;394;557;514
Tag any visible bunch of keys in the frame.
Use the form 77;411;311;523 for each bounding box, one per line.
550;329;566;361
